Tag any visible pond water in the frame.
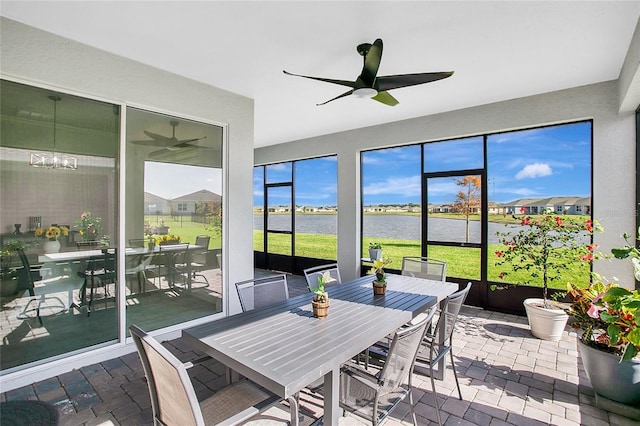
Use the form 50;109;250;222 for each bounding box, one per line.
254;214;518;244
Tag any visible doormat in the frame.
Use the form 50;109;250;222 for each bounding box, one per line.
0;400;59;426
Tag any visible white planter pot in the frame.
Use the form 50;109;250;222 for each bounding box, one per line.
368;249;382;260
523;298;569;341
43;239;61;254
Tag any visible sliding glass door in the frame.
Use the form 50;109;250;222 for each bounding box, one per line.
125;107;224;332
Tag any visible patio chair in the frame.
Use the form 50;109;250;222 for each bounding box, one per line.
16;248;66;325
302;263;341;291
189;235;211;287
367;282;471;425
129;325;281;426
401;256;447;281
125;253;154;294
72;249;117;316
338;305;437;426
235;274;289;312
157;243;190;291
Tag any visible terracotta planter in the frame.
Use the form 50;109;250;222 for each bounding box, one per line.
373;281;386;295
523;298;569;341
312;299;330;318
578;339;640;405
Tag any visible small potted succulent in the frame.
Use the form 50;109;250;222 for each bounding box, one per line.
311;271;332;317
368;242;382;261
368;257;392;295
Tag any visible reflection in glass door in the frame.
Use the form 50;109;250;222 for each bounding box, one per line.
125;108;224;332
0;80;119;371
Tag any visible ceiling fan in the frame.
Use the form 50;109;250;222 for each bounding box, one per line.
130;120;207;158
284;38;453;106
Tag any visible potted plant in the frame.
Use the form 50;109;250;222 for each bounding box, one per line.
311;271;331;317
368;242;382;261
368;257;392;295
494;212;601;340
35;225;69;253
75;211;103;242
564;228;640;407
0;240;26;297
157;234;181;245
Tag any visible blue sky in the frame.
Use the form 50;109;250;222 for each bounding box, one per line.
254;121;591;207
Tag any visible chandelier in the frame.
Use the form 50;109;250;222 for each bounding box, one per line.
29;95;77;170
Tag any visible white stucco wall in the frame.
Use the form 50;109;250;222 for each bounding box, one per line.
1;17;254;388
256;81;637;286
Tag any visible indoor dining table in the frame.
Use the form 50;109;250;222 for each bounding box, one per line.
182;273;459;425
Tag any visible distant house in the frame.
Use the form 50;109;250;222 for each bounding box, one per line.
144;192;171;215
500;197;591;216
171;189;222;215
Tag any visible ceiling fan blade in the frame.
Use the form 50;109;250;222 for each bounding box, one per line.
176;136;207;145
283;70;356;89
317;89;355;106
371;91;399;106
143;130;174;142
376;71;454;91
359;38;383;87
149;145;217;160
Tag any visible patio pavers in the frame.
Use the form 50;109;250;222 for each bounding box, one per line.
2;281;639;425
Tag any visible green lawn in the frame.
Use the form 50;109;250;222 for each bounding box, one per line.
143;215;221;248
254;231;590;289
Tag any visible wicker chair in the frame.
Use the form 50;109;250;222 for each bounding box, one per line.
129;325;281;426
400;256;447;281
338;305;437;426
302;263;341;291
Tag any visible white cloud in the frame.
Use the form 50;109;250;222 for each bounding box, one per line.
515;163;552;180
363;175;421;197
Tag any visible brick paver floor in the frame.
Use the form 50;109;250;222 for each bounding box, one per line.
2;305;640;425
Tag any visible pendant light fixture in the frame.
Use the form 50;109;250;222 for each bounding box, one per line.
30;95;77;170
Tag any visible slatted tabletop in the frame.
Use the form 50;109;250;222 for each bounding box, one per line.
183;273;458;425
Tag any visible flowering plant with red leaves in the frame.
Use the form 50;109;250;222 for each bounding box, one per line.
566;280;640;360
494;210;602;306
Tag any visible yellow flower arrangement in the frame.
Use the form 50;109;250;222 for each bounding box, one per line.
35;225;69;241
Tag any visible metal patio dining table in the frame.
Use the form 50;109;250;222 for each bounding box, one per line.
182;273;459;425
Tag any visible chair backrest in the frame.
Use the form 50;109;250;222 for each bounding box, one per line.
76;241;100;250
129;325;203;426
16;248;35;289
432;282;471;347
159;243;190;265
194;235;210;249
235;274;289;312
378;305;437;394
401;257;447;281
128;238;146;248
303;263;341;291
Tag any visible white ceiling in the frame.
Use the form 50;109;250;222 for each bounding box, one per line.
2;1;639;148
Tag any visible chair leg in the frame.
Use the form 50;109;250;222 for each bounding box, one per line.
429;364;442;426
449;349;462;400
